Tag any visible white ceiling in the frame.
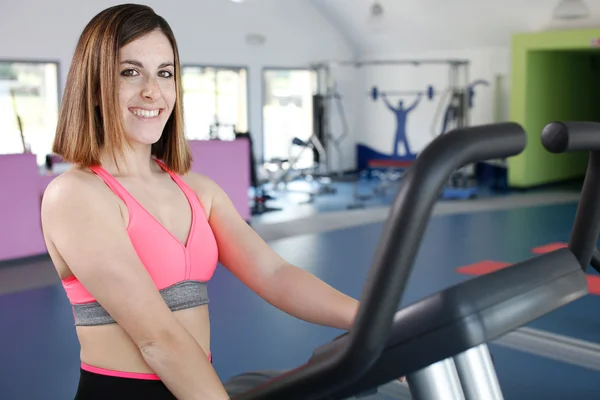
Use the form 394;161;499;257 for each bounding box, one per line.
309;0;600;56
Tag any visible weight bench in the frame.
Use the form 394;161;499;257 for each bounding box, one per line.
367;159;414;197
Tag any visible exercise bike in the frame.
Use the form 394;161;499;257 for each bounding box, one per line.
226;120;598;400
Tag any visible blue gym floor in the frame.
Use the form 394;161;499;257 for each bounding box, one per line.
250;174;584;223
2;198;600;399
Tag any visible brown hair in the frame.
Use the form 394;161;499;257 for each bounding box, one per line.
53;4;192;174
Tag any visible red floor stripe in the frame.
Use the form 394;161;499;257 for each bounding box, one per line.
586;275;600;295
456;259;600;295
456;260;512;275
531;242;568;254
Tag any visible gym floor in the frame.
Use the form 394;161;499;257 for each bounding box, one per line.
1;178;599;399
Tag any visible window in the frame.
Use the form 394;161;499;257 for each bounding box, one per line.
181;66;248;141
0;60;59;165
262;68;318;169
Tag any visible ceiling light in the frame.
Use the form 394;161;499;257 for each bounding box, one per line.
553;0;590;20
367;1;386;33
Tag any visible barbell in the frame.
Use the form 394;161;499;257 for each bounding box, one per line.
370;85;436;101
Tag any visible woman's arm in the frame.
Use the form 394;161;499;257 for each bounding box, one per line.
191;173;406;383
42;172;229;400
193;174;359;331
249;263;359;330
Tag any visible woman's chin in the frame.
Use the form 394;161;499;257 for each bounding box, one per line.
124;137;162;149
125;131;164;146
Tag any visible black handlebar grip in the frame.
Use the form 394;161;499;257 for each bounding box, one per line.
541;121;600;153
541;121;600;271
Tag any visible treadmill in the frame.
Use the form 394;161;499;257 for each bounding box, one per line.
228;120;597;400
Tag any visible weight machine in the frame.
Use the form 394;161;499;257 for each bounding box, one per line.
318;58;475;208
326;58;470;130
267;134;337;205
310;61;351;180
263;66;349;204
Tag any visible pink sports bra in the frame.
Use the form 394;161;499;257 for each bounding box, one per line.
61;158;219;326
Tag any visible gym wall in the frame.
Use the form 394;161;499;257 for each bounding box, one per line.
350;47;510;168
0;0;356;165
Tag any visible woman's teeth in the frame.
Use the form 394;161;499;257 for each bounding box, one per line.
132;109;160;118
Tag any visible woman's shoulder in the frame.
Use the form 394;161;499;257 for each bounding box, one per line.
42;166;114;216
45;165;101;193
178;171;222;217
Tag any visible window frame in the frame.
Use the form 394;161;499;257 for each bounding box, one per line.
260;66;320;165
180;63;250;141
0;58;61;165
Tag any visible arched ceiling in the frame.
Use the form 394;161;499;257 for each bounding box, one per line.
309;0;600;56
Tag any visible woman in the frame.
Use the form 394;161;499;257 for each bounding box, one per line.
41;4;402;399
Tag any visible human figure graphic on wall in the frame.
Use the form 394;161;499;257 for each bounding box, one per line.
381;92;422;157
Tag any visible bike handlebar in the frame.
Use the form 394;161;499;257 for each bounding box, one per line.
542;121;600;153
232;122;527;400
541;121;600;270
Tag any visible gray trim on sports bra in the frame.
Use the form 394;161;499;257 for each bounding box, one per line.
72;280;209;326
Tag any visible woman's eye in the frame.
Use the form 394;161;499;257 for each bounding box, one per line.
120;69;173;79
121;69;139;77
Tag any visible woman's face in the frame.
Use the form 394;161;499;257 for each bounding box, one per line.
117;29;176;146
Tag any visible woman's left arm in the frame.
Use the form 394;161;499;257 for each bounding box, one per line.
251;260;360;330
190;173;405;383
194;174;359;331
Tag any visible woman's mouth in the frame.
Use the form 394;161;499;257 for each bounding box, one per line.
130;108;162;119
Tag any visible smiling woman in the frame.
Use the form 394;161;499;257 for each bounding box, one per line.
44;4;225;399
40;3;374;400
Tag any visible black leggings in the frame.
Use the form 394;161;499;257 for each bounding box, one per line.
74;369;176;400
74;367;406;399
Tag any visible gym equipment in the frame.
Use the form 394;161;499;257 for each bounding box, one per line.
432;79;490;138
265;135;337;205
541;120;600;267
290;136;337;197
323;58;470;68
9;87;27;153
229;121;596;399
310;59;470;180
311;64;351;180
591;246;600;273
235;131;281;217
437;79;494;198
346;160;411;210
370;85;435;101
315;58;476;204
264;72;348;204
316;57;470;126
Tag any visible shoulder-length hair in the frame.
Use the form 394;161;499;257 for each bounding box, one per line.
53;4;192;174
